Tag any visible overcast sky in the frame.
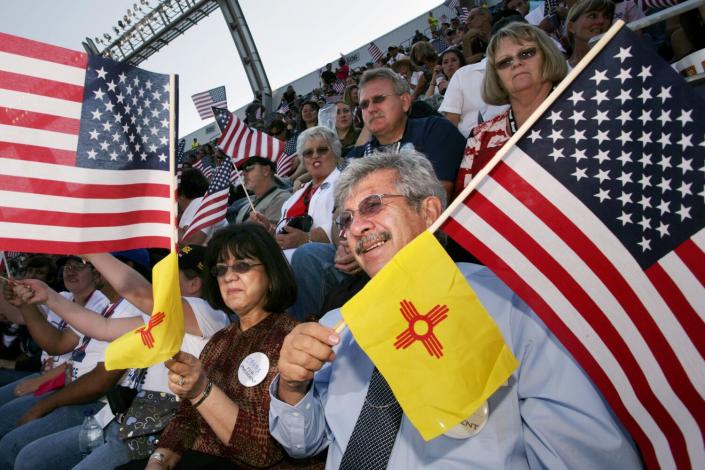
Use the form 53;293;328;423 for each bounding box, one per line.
1;0;441;136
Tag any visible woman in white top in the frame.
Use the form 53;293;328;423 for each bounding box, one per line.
254;126;342;261
11;246;229;469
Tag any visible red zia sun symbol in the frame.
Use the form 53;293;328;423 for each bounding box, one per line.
393;300;449;358
135;311;165;348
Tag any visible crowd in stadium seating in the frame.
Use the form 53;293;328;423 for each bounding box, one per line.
0;0;702;468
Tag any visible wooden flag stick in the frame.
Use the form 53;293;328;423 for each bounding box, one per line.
233;167;256;213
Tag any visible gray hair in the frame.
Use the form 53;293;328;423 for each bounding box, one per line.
358;68;411;95
296;125;342;162
335;150;447;211
482;22;568;105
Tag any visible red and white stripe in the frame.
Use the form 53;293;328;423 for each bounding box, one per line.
442;148;705;469
181;190;229;243
217;111;284;167
275;152;298;177
0;33;172;254
368;43;385;63
181;160;232;243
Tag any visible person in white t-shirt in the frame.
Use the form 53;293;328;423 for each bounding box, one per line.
439;60;509;138
11;246;230;470
0;253;149;469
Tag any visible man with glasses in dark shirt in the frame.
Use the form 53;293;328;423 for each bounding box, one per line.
346;68;465;203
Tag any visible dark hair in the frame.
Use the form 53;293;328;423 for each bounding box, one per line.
439;48;467;77
24;255;57;283
296;100;320;132
177;168;209;199
203;224;296;314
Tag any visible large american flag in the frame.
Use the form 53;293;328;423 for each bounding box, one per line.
181;154;232;243
0;32;174;254
212;106;284;168
191;85;226;120
368;42;384;63
441;25;704;469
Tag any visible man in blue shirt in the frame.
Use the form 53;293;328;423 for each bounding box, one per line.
346;68;465;204
269;150;642;469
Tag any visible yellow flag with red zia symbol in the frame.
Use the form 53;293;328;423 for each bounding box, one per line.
105;251;184;370
341;230;518;441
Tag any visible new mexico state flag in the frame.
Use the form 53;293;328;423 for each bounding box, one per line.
341;230;518;441
105;251;184;370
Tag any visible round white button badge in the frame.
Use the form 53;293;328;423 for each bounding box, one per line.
238;352;269;387
444;401;489;439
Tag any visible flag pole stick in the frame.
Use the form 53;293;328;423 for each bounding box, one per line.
428;20;626;235
0;253;12;279
234;167;257;213
169;74;178;251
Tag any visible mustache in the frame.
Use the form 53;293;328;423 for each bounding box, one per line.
355;232;390;255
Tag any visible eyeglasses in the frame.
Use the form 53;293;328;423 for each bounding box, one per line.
336;194;406;231
359;94;395;111
242;165;257;173
62;263;89;274
301;146;330;159
494;47;538;70
210;261;262;278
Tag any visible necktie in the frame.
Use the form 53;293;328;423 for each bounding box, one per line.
339;368;403;470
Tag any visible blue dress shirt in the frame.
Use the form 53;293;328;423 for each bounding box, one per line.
270;263;643;469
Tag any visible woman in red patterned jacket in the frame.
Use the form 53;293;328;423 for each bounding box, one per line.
454;23;568;197
146;224;322;470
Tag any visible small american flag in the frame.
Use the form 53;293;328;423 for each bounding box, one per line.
368;42;384;63
181;155;232;243
276;136;298;177
192;155;214;181
639;0;679;9
444;0;460;10
213;107;284;168
0;32;174;254
175;138;185;187
277;102;290;115
441;24;704;469
431;37;451;54
191;86;227;120
333;79;346;94
458;7;470;23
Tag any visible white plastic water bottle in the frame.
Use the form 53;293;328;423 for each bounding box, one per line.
78;409;104;457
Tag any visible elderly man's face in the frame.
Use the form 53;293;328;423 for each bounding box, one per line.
359;78;411;140
343;169;439;277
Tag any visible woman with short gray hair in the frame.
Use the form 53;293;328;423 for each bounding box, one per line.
264;126;342;258
454;23;567;196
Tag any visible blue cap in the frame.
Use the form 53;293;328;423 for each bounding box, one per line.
111;249;150;270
